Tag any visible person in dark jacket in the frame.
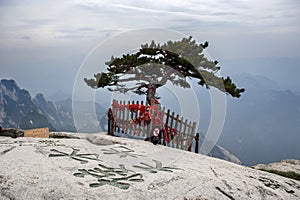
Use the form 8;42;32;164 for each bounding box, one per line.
145;126;163;145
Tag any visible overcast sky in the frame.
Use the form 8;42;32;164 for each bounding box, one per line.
0;0;300;96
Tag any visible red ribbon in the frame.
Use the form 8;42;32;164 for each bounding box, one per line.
111;101;166;133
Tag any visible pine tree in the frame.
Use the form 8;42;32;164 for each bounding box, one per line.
84;37;245;105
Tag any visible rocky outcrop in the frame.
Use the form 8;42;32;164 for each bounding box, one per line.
253;159;300;175
0;79;36;127
33;94;75;131
190;133;242;165
0;133;299;200
0;79;75;131
209;144;242;165
0;128;24;138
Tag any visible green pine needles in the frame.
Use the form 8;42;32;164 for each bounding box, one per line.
84;36;245;98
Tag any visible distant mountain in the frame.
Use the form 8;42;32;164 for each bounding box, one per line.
190;73;300;166
47;90;71;102
209;145;242;165
56;98;107;133
218;73;300;166
0;79;108;132
222;57;300;93
19;109;56;131
0;79;41;128
33;93;75;131
189;133;242;165
0;79;75;131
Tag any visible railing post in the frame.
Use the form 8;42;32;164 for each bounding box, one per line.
164;109;170;146
107;108;113;136
195;133;200;153
178;116;183;149
174;114;179;149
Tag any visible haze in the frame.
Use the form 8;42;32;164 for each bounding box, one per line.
0;0;299;96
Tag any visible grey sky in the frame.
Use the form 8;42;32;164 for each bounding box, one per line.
0;0;300;96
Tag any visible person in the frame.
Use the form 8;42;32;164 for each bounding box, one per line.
144;126;163;145
150;127;161;145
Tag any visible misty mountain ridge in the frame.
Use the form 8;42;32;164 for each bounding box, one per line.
219;73;300;166
46;90;72;102
233;72;281;91
0;79;76;131
222;57;300;94
0;79;112;133
168;72;300;166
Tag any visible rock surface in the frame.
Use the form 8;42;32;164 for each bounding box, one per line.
208;144;242;165
1;133;300;200
253;159;300;174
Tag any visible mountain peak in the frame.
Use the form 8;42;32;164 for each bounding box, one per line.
0;79;20;93
35;93;45;99
0;79;17;86
34;93;47;105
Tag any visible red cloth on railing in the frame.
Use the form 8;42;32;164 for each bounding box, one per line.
163;125;177;143
111;102;164;127
110;101;182;145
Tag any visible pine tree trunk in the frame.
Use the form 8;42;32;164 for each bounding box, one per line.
146;84;157;105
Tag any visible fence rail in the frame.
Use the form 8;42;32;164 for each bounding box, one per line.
108;99;197;151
